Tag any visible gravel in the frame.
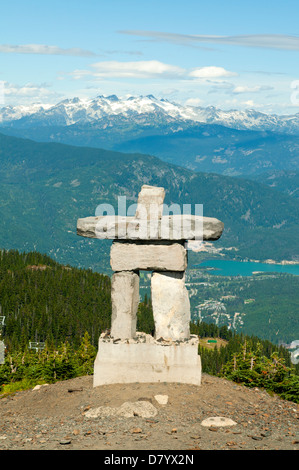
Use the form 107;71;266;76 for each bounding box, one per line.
0;373;298;451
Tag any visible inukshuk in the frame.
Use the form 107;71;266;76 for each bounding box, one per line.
77;185;224;386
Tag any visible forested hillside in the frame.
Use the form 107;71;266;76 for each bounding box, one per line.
0;249;298;403
0;249;111;350
0;132;299;272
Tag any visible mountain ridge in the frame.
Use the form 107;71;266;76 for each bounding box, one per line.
1;94;299;134
1;95;298;177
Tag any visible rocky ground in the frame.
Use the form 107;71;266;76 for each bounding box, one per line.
0;373;298;452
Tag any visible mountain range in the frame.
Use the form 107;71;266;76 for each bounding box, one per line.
1;94;299;134
1;95;298;177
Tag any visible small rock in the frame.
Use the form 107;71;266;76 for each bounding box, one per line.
59;439;71;445
201;417;237;427
130;428;142;434
118;401;158;418
85;401;158;419
261;431;271;437
32;384;49;391
166;429;175;435
226;441;237;447
154;395;168;405
249;435;263;441
209;427;218;432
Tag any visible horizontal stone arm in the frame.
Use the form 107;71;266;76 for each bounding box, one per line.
76;214;224;241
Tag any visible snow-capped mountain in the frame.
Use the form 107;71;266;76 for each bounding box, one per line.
1;94;299;135
187;106;299;135
0;95;198;128
0;103;53;124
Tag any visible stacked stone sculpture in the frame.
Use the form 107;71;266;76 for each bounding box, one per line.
77;185;224;387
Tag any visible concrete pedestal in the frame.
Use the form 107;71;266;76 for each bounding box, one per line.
93;332;201;387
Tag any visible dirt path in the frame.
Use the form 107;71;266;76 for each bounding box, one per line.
0;373;298;451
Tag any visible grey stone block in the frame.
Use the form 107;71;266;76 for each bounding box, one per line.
110;241;187;272
135;184;165;220
110;271;139;339
151;271;191;341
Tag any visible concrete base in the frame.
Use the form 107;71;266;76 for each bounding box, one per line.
93;332;201;387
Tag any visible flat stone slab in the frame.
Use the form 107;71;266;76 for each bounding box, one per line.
84;401;158;419
93;333;201;387
201;417;237;427
110;242;187;272
77;214;224;241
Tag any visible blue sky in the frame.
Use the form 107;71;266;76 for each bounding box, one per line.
1;0;299;113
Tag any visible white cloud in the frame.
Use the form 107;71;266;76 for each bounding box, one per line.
0;44;95;57
121;30;299;51
242;100;256;107
232;85;273;94
189;66;237;79
185;97;204;107
87;60;185;78
0;81;4;105
1;81;60;105
71;60;185;80
72;60;237;82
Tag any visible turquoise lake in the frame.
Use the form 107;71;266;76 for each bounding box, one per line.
194;259;299;277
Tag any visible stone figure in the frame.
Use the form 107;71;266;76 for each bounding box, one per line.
77;185;224;386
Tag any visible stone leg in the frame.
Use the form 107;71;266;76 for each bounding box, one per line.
110;271;139;339
151;271;190;341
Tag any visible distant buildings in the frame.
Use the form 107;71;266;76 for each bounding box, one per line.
280;340;299;365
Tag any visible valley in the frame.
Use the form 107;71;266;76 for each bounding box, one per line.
139;266;299;346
